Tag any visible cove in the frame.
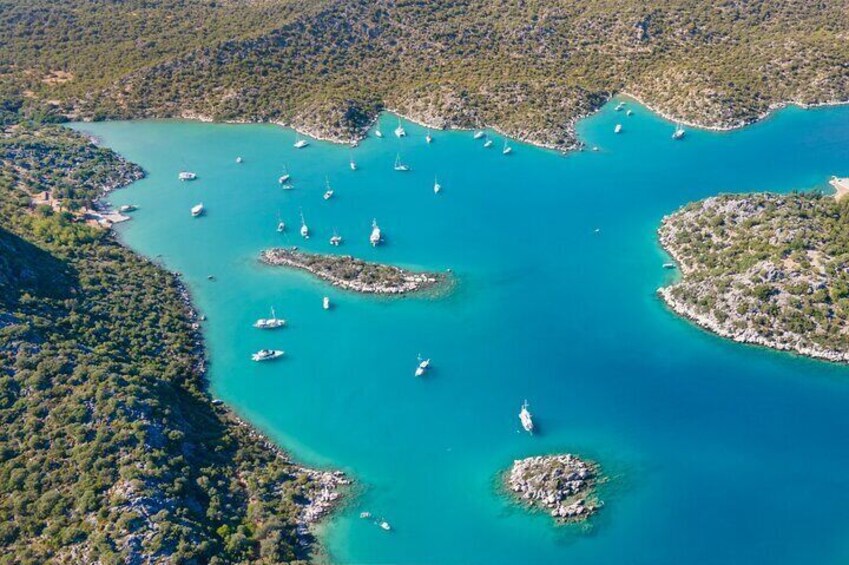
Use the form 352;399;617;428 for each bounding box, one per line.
72;100;849;565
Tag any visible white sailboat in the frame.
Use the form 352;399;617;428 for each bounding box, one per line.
614;124;623;134
236;156;243;164
323;177;334;200
502;140;512;155
375;129;384;138
473;130;485;140
483;139;493;148
251;349;284;362
278;166;291;184
350;156;357;171
393;154;410;172
253;307;286;329
191;203;204;217
293;134;309;149
672;123;686;140
178;171;197;181
329;229;342;246
433;176;441;194
519;400;534;433
276;214;286;233
626;109;633;116
323;296;331;310
369;219;382;247
425;129;433;144
394;119;406;138
300;211;309;239
615;101;625;112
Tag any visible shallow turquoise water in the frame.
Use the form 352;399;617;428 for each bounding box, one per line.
74;101;849;565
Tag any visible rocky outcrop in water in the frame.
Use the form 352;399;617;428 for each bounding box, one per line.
506;454;602;523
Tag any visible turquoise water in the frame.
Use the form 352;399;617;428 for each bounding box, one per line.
74;101;849;565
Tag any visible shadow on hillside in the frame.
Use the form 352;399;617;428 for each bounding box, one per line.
0;226;76;307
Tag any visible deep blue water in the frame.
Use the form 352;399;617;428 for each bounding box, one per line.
73;100;849;564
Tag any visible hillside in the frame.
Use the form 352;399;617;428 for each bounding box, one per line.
2;0;848;149
0;113;344;563
659;192;849;363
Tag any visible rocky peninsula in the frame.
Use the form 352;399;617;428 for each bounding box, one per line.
261;248;446;295
659;191;849;363
505;454;602;524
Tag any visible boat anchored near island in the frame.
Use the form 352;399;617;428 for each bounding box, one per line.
253;307;286;329
370;219;382;247
323;178;334;200
502;140;512;155
330;229;343;246
300;211;310;239
394;120;406;138
293;135;309;149
672;123;686;140
251;349;285;362
519;400;534;433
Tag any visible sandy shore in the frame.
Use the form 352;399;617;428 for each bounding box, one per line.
829;176;849;201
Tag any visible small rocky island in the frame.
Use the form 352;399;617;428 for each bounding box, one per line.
261;248;445;295
505;454;602;523
659;192;849;363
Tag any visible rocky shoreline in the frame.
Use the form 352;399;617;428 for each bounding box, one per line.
93;154;350;552
261;247;446;295
505;454;602;524
658;193;849;364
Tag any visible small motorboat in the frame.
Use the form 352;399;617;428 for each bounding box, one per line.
614;124;623;134
425;130;433;144
251;349;284;362
277;220;286;233
330;230;342;246
414;356;431;377
350;157;357;171
433;176;441;194
178;171;197;181
323;296;331;310
293;136;309;149
375;129;384;138
672;124;686;140
483;139;493;148
379;521;391;531
236;156;243;164
118;204;137;213
473;130;485;140
323;190;334;200
191;203;204;217
502;141;512;155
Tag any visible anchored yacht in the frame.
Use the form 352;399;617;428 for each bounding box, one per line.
369;219;382;247
178;171;197;181
502;141;513;155
300;211;309;239
672;124;686;140
253;307;286;329
375;129;384;138
433;176;441;194
118;204;137;213
236;156;243;164
394;120;406;138
191;203;204;217
251;349;284;362
293;135;309;149
415;356;431;377
323;296;331;310
614;124;623;134
425;130;433;144
483;139;493;148
473;130;485;140
393;154;410;172
519;400;534;433
350;157;357;171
